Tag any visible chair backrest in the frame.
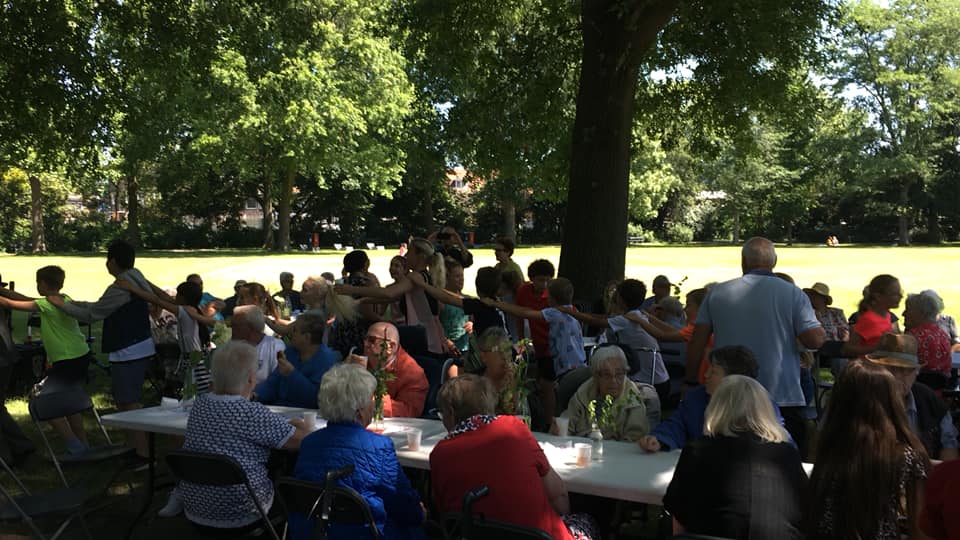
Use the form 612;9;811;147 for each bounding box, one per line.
459;486;551;540
556;366;592;414
413;354;444;417
277;464;380;540
166;450;281;539
397;325;429;357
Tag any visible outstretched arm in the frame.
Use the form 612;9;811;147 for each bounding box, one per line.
0;287;32;302
115;278;179;314
182;305;218;327
624;312;684;341
0;296;39;313
409;272;463;308
335;276;412;301
481;298;543;320
556;305;607;327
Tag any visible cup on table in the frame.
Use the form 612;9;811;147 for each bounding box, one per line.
302;411;317;430
554;416;570;437
574;443;592;467
406;428;423;452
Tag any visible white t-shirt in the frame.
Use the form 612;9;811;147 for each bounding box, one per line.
254;335;285;384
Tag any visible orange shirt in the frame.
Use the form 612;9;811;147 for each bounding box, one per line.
382;347;429;418
679;323;714;383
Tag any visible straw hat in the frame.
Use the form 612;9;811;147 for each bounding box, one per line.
865;333;923;369
803;282;832;305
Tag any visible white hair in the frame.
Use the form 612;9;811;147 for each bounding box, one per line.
233;305;265;333
920;290;945;313
590;345;629;374
211;340;258;394
906;293;939;322
704;375;789;443
741;237;777;269
317;363;376;423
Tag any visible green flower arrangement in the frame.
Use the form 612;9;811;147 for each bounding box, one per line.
370;328;396;429
501;338;533;418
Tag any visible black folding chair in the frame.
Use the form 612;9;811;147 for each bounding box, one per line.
276;464;381;540
28;385;134;487
165;450;282;540
0;454;93;540
456;485;552;540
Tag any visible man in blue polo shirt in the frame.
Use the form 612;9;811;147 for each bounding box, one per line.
687;237;824;457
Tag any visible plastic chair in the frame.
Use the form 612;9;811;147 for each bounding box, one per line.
28;385;134;487
413;354;444;418
276;464;381;540
0;454;93;540
555;366;591;414
165;450;282;540
456;485;552;540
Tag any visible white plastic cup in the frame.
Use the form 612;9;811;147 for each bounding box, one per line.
575;443;592;467
406;429;423;451
554;417;570;437
302;411;317;430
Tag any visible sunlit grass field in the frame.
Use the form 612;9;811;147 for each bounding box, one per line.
2;243;958;319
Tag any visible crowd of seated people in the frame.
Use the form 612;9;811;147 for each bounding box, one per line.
5;232;960;540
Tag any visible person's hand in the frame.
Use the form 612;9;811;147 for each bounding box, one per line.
638;435;661;453
346;353;368;369
46;294;65;307
556;305;575;315
463;320;473;334
549;419;560;436
444;339;461;356
277;352;294;376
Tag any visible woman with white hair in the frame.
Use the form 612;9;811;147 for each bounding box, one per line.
663;375;806;539
290;363;425;540
904;292;953;377
921;289;960;352
562;346;649;442
177;340;310;532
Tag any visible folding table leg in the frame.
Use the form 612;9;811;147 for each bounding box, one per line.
124;431;156;540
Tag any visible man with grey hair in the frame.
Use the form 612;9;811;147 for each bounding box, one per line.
231;305;284;384
687;237;824;456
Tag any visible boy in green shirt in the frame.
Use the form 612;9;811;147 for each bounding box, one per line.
0;266;91;455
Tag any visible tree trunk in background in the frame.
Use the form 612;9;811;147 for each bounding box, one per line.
559;0;678;302
926;203;941;243
29;175;45;253
262;180;275;250
502;199;516;241
126;175;140;247
732;212;741;244
277;168;295;252
898;181;910;245
419;186;434;236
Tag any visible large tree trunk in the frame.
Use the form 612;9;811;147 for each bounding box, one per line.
126;175;140;247
732;211;741;244
262;180;275;250
926;202;941;244
277;167;295;252
898;180;910;246
29;175;45;253
419;185;434;234
502;199;516;241
558;0;678;302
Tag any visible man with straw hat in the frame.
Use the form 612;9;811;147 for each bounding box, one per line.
866;333;958;460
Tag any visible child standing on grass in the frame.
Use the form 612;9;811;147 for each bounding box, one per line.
484;277;586;424
0;266;92;455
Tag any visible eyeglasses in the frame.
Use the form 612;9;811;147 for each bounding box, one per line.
595;370;627;381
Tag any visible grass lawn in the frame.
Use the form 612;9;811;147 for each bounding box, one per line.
0;243;958;538
1;243;957;316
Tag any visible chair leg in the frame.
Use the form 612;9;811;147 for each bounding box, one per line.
33;417;70;488
89;407;113;446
